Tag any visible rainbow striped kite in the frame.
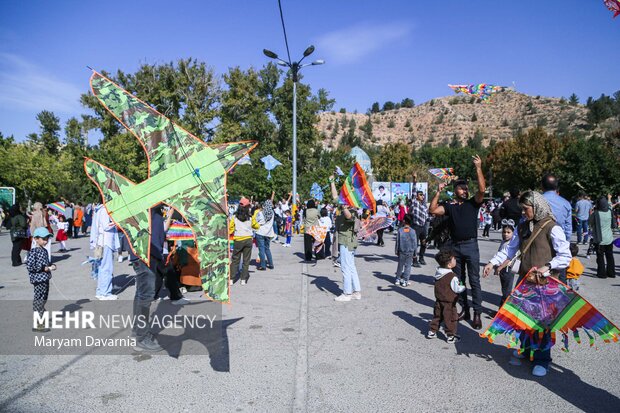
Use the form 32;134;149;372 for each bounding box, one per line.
428;168;456;181
166;221;194;241
47;202;65;216
481;272;620;359
339;162;376;213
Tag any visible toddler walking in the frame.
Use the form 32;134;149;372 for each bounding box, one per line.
394;215;418;287
27;227;56;332
427;249;465;343
566;243;584;290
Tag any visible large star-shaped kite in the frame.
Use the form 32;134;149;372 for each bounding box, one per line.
84;71;257;302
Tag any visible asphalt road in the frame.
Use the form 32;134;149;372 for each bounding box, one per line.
0;228;619;412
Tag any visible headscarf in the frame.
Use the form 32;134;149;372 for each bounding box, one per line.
30;202;46;230
262;200;274;222
519;191;555;233
596;196;610;212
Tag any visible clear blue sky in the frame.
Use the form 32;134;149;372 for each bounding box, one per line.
1;0;619;142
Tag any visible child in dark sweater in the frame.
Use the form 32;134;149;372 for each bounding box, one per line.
27;227;56;332
394;215;418;287
427;249;465;343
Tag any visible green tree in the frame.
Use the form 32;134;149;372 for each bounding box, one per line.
360;117;373;141
568;93;579;106
382;101;395;111
487;128;565;193
401;98;414;108
374;143;413;181
370;102;380;113
36;110;61;154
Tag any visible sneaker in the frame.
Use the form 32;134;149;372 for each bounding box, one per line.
419;258;426;266
532;365;547;377
133;333;163;352
257;267;266;271
412;261;421;268
394;277;401;285
118;256;124;263
426;331;437;339
446;335;460;343
333;260;341;268
351;292;362;300
400;280;409;287
96;294;118;300
509;357;522;366
267;265;274;269
240;280;247;285
334;294;352;302
171;297;190;305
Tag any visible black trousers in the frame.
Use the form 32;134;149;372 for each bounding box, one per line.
448;239;482;313
154;257;182;300
67;218;74;238
499;268;515;306
376;228;384;246
413;224;427;260
231;238;252;281
596;243;616;278
131;260;156;340
12;239;23;266
304;233;314;261
482;224;491;237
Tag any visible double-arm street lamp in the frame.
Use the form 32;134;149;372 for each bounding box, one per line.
263;45;324;208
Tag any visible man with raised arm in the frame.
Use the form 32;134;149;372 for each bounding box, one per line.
429;155;486;330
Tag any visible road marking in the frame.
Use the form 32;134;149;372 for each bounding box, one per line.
293;262;309;412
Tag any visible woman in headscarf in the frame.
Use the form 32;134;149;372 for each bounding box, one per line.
589;195;617;279
483;190;571;377
30;202;52;260
303;199;320;262
254;192;276;271
9;204;28;266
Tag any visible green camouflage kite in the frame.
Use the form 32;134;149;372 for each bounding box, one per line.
84;71;257;302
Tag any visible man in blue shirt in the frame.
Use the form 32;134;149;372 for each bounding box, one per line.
574;192;593;244
541;174;572;282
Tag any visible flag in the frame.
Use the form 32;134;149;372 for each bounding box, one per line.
339;162;376;212
166;221;195;241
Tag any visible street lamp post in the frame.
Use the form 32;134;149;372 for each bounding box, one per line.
263;45;324;209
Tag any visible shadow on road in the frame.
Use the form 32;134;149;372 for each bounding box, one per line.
304;272;341;296
455;324;620;411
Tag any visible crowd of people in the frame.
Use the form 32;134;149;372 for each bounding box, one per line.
2;156;619;370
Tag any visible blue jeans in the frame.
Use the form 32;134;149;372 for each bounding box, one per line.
449;239;482;313
96;246;114;296
339;245;360;294
255;234;273;269
576;219;589;244
396;253;413;282
131;260;157;340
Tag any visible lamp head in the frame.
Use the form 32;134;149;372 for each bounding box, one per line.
303;45;315;57
311;60;325;65
263;49;279;59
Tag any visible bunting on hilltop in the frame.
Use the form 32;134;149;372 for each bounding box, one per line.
339;162;376;213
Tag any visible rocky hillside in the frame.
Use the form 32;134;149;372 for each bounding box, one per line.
317;91;595;149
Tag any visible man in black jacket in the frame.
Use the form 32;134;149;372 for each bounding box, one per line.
500;188;522;223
